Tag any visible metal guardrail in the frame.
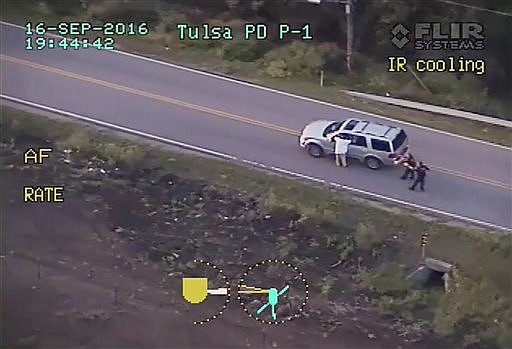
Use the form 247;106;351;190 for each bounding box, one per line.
343;90;512;128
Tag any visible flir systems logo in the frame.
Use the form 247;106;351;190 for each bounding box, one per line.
391;22;485;50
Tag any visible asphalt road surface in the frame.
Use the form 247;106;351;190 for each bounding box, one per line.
1;23;511;230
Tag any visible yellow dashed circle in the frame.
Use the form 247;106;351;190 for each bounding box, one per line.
237;259;309;325
192;259;230;325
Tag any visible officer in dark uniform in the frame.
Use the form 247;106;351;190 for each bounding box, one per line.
409;161;430;191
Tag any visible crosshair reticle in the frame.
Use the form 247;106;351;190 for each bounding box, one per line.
237;259;309;324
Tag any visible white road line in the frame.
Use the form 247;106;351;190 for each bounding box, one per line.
342;185;511;231
240;159;262;166
2;94;510;232
1;94;237;161
1;20;510;151
270;166;327;183
329;182;343;188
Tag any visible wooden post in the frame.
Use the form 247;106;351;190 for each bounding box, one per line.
421;233;429;260
320;70;324;87
407;65;432;94
345;0;353;72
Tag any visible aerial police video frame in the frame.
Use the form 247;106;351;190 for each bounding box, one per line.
1;1;511;348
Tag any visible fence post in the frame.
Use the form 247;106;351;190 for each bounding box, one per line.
421;233;429;260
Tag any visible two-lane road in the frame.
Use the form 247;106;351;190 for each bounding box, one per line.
1;22;511;229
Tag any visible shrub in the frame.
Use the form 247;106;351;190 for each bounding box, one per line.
58;130;97;157
154;10;188;35
354;222;380;250
320;275;337;296
222;41;273;62
323;48;348;74
223;42;258;62
276;235;298;258
6;115;52;143
99;142;147;168
421;73;488;113
1;114;14;139
358;62;411;93
370;271;410;297
87;0;160;27
337;242;355;261
45;0;83;16
262;41;341;78
264;59;289;78
377;289;430;313
356;265;412;293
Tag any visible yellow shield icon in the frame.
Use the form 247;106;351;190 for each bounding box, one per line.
182;278;208;304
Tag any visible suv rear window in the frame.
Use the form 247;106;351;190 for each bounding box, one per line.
392;130;407;152
371;139;391;152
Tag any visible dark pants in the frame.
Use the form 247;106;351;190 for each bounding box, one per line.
401;168;415;180
410;176;425;191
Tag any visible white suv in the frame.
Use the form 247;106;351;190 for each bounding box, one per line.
299;118;409;170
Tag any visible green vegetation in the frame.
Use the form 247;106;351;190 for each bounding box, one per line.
320;275;337;296
353;221;381;251
1;106;510;348
2;0;511;147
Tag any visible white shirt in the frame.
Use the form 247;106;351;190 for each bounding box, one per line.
334;137;351;154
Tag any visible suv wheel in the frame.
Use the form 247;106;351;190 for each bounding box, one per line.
306;144;324;158
365;156;382;170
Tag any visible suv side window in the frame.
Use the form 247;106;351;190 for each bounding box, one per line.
323;122;342;137
352;135;368;147
343;120;358;130
371;138;391;152
336;133;353;143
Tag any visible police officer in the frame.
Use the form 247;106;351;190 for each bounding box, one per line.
394;150;416;180
409;161;430;191
400;153;417;180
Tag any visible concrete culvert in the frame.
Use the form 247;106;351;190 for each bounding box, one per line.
406;258;453;291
